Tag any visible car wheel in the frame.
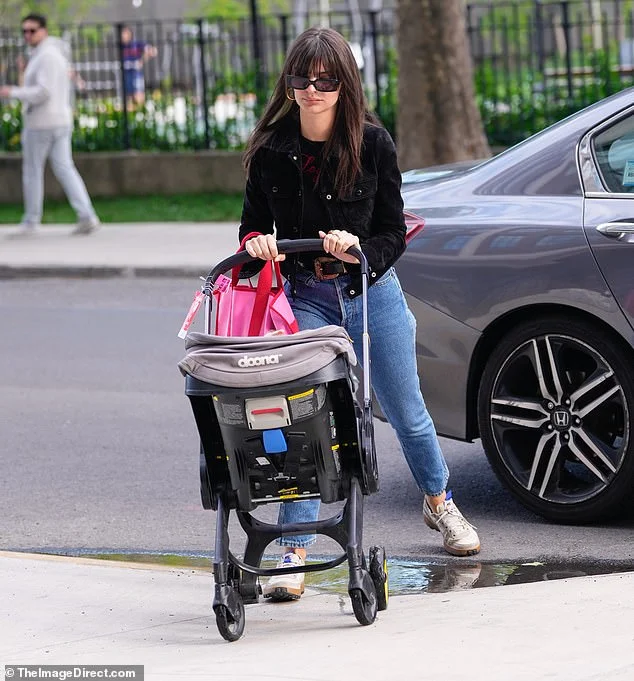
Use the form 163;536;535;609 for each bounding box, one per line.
478;316;634;523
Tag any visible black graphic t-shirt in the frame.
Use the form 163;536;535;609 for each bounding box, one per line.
300;136;332;239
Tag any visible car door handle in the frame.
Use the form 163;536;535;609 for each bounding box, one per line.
596;222;634;238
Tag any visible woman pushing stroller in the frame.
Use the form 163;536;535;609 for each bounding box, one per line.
239;26;481;601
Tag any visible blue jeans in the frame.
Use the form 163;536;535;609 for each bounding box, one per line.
278;267;449;547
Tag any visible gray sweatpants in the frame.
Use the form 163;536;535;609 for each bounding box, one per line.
21;126;97;226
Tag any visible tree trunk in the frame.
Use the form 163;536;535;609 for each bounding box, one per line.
396;0;490;170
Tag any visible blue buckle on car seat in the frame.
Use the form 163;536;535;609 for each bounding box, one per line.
263;429;287;454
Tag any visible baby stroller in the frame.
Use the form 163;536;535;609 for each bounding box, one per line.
178;239;388;641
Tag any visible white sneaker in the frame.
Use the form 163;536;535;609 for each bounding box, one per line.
72;218;100;235
423;492;481;557
7;224;39;239
262;552;305;601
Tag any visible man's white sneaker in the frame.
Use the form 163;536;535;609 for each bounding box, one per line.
262;551;305;601
7;224;39;239
423;492;481;557
72;218;100;235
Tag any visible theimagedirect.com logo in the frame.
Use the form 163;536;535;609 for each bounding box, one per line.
4;666;142;680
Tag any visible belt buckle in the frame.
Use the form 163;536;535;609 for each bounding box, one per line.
314;256;341;281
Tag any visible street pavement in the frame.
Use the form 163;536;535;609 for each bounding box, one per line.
1;222;634;681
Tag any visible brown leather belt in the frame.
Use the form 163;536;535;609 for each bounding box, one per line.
312;256;346;281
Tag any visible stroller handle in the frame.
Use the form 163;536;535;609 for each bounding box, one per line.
201;237;373;417
204;238;368;287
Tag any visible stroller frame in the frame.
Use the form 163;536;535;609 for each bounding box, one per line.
183;239;387;641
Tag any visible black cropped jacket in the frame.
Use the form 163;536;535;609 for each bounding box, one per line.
238;117;406;297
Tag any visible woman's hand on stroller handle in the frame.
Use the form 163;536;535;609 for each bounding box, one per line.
245;231;360;265
205;238;367;289
244;234;286;262
318;230;360;265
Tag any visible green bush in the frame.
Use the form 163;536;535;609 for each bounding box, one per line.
0;93;257;152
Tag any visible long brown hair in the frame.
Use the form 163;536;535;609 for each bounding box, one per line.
244;27;377;197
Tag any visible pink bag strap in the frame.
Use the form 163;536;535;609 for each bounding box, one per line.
249;261;273;336
230;232;284;286
248;259;285;335
231;231;266;285
239;231;263;249
230;232;286;336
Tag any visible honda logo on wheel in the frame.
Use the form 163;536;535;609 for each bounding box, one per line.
553;410;570;428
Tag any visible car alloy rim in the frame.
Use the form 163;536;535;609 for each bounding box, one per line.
489;334;628;504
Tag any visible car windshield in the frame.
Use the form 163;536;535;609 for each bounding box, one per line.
401;161;484;185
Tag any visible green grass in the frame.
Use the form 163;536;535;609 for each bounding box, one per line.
0;192;244;225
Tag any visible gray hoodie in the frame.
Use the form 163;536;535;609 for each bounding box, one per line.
10;36;73;130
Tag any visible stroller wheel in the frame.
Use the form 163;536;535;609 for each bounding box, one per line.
369;546;388;611
215;597;245;642
350;584;378;626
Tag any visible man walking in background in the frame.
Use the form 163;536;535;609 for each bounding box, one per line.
0;13;100;237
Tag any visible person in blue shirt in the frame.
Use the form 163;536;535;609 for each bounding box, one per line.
120;25;157;109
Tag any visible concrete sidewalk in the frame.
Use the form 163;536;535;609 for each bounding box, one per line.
1;551;633;681
0;223;240;278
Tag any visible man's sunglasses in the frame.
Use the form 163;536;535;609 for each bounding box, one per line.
22;28;40;34
286;75;340;93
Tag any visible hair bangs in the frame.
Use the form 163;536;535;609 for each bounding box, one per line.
288;36;340;79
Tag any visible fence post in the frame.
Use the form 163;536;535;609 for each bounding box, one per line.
368;10;381;119
561;1;574;101
280;14;289;56
535;0;545;75
197;19;211;149
249;0;266;103
115;22;131;150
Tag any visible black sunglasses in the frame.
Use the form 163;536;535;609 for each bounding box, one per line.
22;28;39;34
286;75;340;93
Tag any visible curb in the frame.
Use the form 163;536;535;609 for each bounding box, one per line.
0;264;206;279
0;551;333;600
0;550;205;573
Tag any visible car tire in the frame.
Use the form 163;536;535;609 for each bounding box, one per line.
478;316;634;523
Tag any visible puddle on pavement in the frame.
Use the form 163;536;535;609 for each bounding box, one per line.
37;549;634;595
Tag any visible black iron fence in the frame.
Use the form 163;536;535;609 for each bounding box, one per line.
1;0;634;152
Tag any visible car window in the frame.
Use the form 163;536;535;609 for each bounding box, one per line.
593;115;634;193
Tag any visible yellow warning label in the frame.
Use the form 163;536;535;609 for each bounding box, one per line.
278;487;298;496
288;389;314;401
